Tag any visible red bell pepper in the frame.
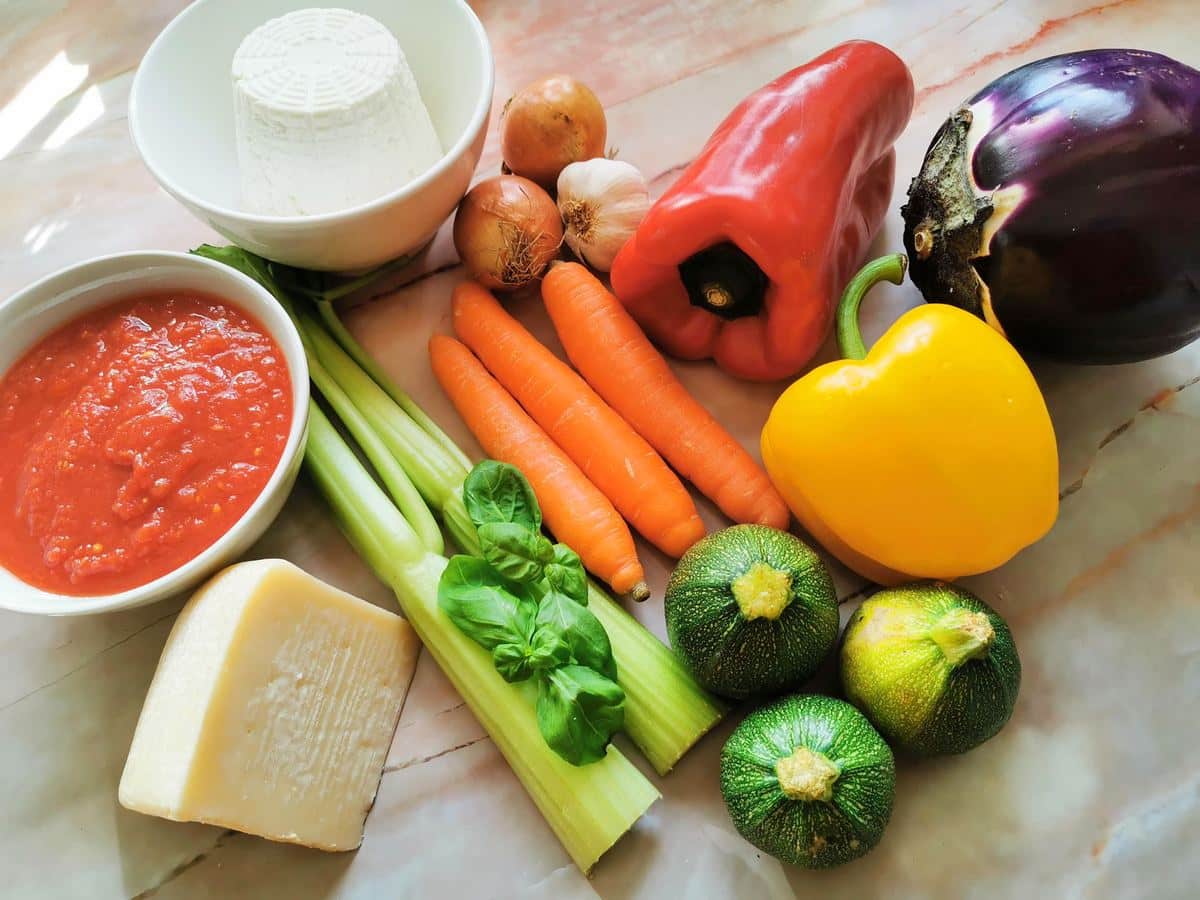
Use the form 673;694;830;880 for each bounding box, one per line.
610;41;914;381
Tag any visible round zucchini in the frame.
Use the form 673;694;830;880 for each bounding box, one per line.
720;694;896;868
665;525;839;699
840;581;1021;756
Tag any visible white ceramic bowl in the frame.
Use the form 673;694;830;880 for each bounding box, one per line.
0;251;309;616
130;0;493;271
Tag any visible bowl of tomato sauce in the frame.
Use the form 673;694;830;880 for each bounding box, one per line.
0;251;309;615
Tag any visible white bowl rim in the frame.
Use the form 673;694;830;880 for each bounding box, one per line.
128;0;495;228
0;250;310;617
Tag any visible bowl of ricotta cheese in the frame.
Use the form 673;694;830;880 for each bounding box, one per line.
131;2;493;271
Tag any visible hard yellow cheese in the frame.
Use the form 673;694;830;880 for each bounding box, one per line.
119;559;419;851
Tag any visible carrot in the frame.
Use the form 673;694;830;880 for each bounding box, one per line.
429;334;649;600
543;263;791;530
452;280;706;558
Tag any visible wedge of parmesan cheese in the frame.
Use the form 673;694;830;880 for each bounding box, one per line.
232;7;443;216
119;559;419;851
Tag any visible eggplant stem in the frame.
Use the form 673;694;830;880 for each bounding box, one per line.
913;223;934;260
835;254;908;361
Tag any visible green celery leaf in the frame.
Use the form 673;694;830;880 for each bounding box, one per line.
463;460;542;532
537;666;626;766
192;245;277;294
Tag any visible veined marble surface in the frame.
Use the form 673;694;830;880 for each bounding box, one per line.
1;1;1197;897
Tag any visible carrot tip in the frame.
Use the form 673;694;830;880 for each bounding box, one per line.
624;581;651;603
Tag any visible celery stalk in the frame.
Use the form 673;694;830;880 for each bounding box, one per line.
304;347;444;555
586;592;726;774
315;297;473;472
305;402;659;873
303;318;465;507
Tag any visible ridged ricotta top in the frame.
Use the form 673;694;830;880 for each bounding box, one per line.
232;8;443;217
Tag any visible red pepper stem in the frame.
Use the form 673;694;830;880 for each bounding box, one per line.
836;254;908;361
678;242;768;321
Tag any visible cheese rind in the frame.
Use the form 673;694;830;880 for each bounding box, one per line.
119;559;419;851
232;7;444;216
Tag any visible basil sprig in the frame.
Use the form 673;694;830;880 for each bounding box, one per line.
463;459;542;531
537;667;627;766
438;557;535;649
537;590;617;682
438;461;624;765
545;543;588;605
478;521;555;583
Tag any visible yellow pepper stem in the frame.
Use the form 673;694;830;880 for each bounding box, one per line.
835;254;909;361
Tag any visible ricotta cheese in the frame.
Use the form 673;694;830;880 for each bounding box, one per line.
232;8;443;216
118;559;419;851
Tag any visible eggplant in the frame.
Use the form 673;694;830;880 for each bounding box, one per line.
901;49;1200;363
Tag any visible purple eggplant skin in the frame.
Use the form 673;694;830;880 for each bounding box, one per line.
901;49;1200;363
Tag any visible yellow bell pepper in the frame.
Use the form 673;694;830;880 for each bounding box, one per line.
761;254;1058;585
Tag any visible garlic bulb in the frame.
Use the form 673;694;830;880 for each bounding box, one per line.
556;158;650;272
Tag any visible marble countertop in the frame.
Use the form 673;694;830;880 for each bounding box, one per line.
2;1;1198;897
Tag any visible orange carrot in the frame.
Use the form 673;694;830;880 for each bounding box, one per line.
429;334;649;599
452;280;706;558
543;263;790;530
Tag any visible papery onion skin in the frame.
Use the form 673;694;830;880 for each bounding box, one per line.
453;175;563;291
501;75;607;190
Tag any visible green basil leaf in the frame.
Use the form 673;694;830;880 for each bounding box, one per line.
463;460;542;532
478;521;554;584
491;628;569;682
437;555;536;651
492;642;535;683
536;665;626;766
545;543;588;605
527;626;572;673
536;592;618;681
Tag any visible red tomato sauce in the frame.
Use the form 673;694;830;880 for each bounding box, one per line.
0;292;292;595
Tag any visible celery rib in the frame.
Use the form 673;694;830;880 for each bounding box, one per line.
316;298;474;472
304;402;425;572
306;320;465;505
303;348;443;555
305;403;658;873
587;587;727;774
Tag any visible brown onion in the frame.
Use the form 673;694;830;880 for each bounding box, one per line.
500;75;607;190
452;175;563;291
